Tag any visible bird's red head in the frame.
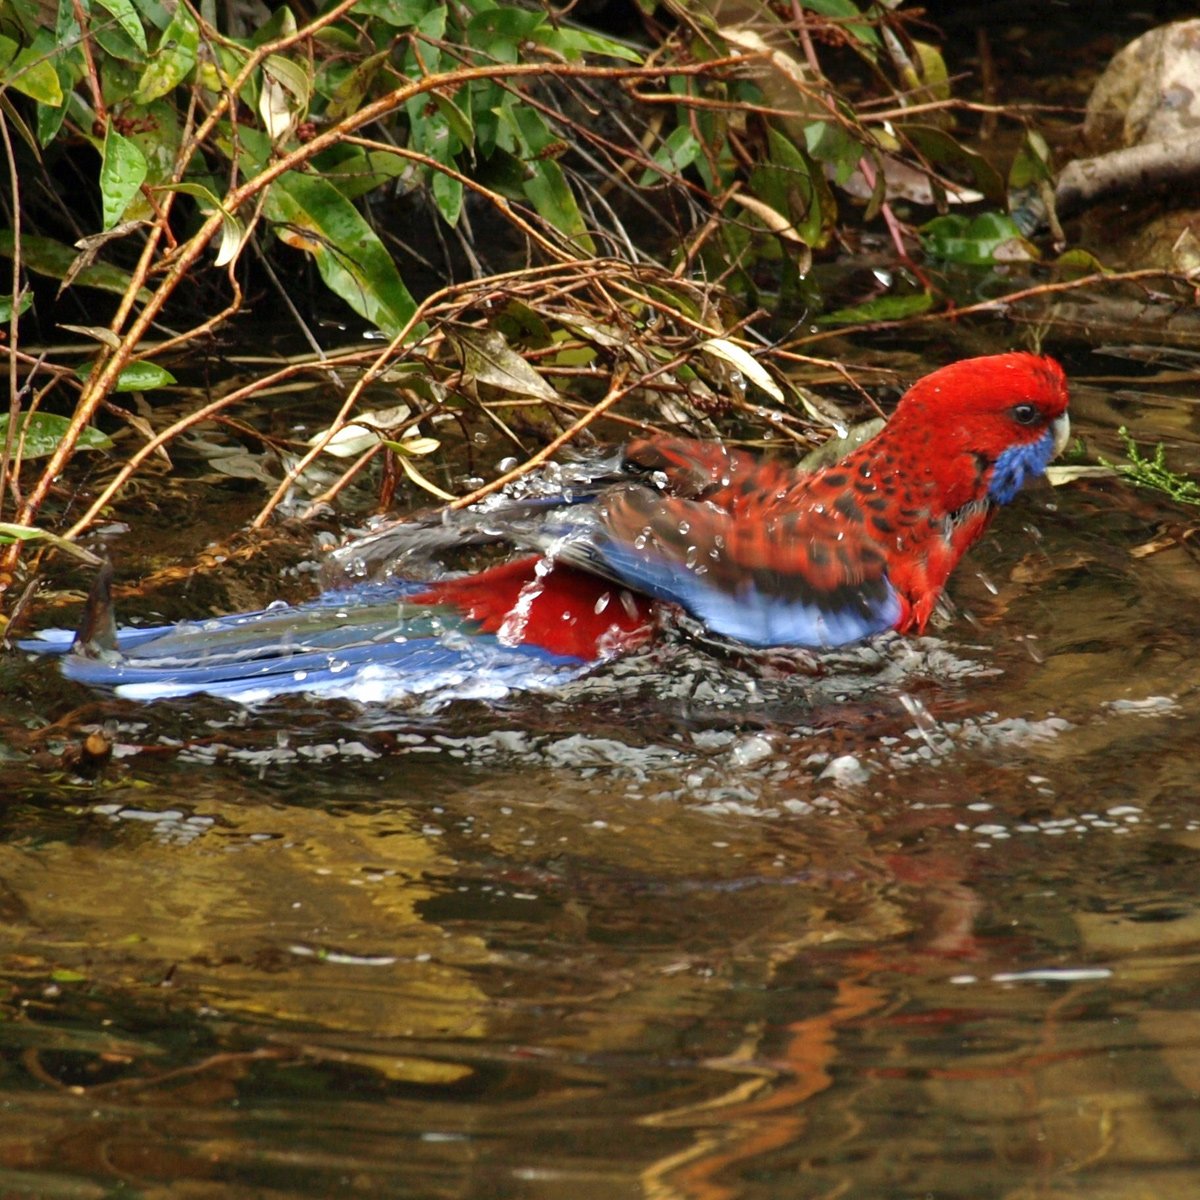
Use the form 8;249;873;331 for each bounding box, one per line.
884;352;1070;510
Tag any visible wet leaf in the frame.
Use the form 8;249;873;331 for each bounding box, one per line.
451;327;560;402
1045;465;1117;486
94;0;149;52
309;404;429;459
100;127;148;229
266;171;421;337
0;413;113;458
0;32;64;105
134;3;198;103
920;212;1034;265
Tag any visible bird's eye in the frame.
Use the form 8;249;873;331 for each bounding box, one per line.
1011;403;1040;425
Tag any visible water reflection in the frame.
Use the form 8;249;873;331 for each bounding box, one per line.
3;352;1200;1196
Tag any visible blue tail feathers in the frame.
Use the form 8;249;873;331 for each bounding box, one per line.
20;580;589;704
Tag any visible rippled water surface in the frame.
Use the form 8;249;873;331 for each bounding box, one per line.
2;340;1200;1199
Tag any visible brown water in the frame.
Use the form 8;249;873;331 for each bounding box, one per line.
2;336;1200;1198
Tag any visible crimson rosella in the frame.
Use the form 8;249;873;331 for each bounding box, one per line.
25;351;1070;703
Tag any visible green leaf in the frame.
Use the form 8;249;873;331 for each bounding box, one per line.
321;48;388;121
316;148;409;201
50;969;87;983
0;231;152;300
249;4;297;45
158;181;244;265
134;2;198;102
75;359;176;391
805;118;864;186
0;292;32;322
434;91;474;146
0;521;105;563
114;360;176;390
748;128;836;250
639;126;701;185
527;24;642;63
1009;128;1054;190
0;412;113;459
495;101;592;249
800;0;879;48
1052;247;1106;276
131;0;173;31
95;0;149;52
450;327;560;401
264;53;310;110
266;171;421;338
100;127;148;230
433;170;463;228
94;20;146;63
465;6;545;63
353;0;437;26
0;31;65;104
904;125;1006;206
920;211;1035;265
817;291;935;324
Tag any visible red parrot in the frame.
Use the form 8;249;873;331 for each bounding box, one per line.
25;352;1069;703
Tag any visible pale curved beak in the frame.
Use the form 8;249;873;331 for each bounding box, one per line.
1051;413;1071;459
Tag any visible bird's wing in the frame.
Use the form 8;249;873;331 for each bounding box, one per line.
551;484;902;648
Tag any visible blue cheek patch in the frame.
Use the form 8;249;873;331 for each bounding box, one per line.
989;428;1056;505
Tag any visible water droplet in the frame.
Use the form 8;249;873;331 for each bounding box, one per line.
677;520;690;536
685;545;699;568
594;592;611;614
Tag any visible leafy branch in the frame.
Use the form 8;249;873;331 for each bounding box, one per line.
0;0;1102;606
1102;427;1200;507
